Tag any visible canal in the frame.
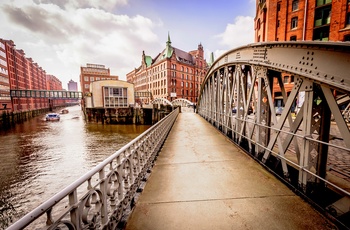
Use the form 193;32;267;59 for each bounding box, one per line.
0;105;150;228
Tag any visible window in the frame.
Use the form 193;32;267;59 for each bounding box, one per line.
103;87;128;107
277;2;281;11
313;26;330;40
292;0;299;11
291;75;295;82
291;17;298;29
344;34;350;41
84;77;89;81
316;0;332;7
314;6;331;26
347;13;350;25
284;76;289;83
290;35;297;41
90;77;94;81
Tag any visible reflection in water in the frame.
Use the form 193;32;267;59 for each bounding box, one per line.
0;105;150;227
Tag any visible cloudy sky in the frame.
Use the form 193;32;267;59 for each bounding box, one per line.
0;0;255;90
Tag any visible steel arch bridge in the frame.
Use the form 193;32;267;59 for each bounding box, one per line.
198;41;350;221
172;98;193;107
151;98;173;106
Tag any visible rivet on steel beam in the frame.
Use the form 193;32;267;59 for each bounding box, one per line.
340;79;344;83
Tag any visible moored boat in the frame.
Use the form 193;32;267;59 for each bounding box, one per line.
46;113;60;121
61;109;69;114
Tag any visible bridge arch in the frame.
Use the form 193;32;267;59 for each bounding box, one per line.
172;98;193;107
198;41;350;221
151;98;173;106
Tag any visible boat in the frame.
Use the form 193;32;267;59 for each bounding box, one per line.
46;113;60;121
61;109;69;114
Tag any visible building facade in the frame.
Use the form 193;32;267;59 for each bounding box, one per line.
255;0;350;42
0;40;11;112
126;34;208;104
79;63;119;95
68;79;78;91
254;0;350;108
0;39;64;113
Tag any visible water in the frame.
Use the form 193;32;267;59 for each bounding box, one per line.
0;105;150;228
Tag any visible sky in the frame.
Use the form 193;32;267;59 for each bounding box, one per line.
0;0;256;90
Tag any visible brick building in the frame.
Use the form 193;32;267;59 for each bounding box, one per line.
80;63;119;95
255;0;350;42
255;0;350;108
0;40;11;111
126;34;208;104
0;39;65;112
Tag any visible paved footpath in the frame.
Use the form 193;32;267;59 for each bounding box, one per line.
125;112;335;230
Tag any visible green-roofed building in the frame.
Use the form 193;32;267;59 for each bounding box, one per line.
126;33;208;105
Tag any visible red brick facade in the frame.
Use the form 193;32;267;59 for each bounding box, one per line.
255;0;350;107
126;35;208;104
255;0;350;42
1;39;64;112
80;63;119;95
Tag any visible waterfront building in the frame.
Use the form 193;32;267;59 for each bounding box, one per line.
254;0;350;108
0;39;64;113
0;40;11;112
84;80;137;124
80;63;119;95
126;34;208;104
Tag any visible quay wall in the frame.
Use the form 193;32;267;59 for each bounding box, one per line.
84;105;175;125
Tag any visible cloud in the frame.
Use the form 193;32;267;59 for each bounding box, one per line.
32;0;128;11
0;0;162;85
216;16;255;49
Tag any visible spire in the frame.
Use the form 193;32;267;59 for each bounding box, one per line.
210;52;214;64
167;32;172;46
165;32;173;58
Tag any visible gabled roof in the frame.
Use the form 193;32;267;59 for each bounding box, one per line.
173;47;194;65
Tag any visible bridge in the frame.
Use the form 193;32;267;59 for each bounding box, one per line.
7;42;350;229
10;89;83;100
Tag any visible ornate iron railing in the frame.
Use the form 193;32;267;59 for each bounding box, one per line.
7;108;179;230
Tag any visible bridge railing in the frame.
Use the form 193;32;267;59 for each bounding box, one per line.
7;108;179;230
197;41;350;228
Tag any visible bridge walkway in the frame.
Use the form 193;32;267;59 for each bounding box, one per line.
125;111;335;229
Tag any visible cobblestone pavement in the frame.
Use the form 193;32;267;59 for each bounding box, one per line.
327;123;350;182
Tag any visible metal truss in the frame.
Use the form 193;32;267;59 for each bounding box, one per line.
171;98;193;107
198;41;350;224
151;97;173;106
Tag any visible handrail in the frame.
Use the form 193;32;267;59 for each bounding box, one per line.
7;108;179;230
